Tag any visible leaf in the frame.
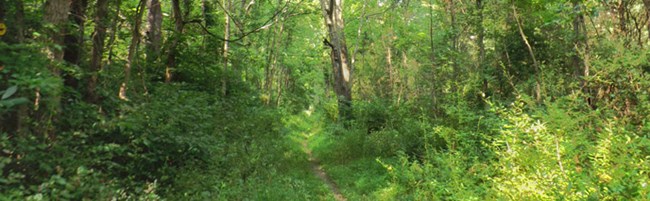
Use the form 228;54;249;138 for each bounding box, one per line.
0;97;28;108
1;86;17;100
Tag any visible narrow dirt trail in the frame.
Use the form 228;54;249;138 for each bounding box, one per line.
302;140;347;201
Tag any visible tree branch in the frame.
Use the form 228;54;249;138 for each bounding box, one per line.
185;0;307;43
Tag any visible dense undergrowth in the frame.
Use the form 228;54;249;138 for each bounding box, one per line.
3;0;650;200
308;93;650;200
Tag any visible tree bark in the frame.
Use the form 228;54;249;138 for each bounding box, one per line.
447;0;459;81
320;0;353;121
351;0;368;65
13;1;26;43
512;6;542;103
264;25;277;104
429;0;437;108
221;0;231;96
201;0;214;49
119;0;145;100
42;0;72;138
385;40;394;98
107;0;122;66
88;0;109;103
146;0;162;63
476;0;487;95
572;0;590;93
165;0;185;83
44;0;72;68
572;0;583;78
617;0;627;38
643;0;650;41
63;0;87;67
61;0;86;105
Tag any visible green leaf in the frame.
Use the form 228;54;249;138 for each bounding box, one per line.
1;86;17;100
0;97;28;108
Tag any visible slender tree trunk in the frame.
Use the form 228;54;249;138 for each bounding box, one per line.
146;0;162;63
351;0;368;65
265;17;285;105
429;0;437;108
398;51;408;104
13;1;26;43
88;0;109;103
385;40;394;98
264;18;280;104
476;0;487;95
165;0;185;83
617;0;627;38
512;6;542;102
221;0;231;96
572;0;590;93
107;0;122;66
643;0;650;41
448;0;459;82
276;66;284;107
320;0;353;121
274;20;286;106
201;0;214;49
119;0;145;100
572;0;583;79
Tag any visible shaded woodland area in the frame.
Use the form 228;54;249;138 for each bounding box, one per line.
1;0;650;200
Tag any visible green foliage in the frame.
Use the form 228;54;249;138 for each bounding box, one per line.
0;86;28;112
5;0;650;200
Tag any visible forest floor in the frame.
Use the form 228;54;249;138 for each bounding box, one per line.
287;111;390;200
302;134;347;201
170;110;389;200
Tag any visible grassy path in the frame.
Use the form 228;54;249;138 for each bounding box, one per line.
302;137;347;201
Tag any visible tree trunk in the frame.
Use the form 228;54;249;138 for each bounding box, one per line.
107;0;122;66
429;0;437;108
476;0;487;95
264;27;277;104
13;0;26;43
62;0;86;104
201;0;214;49
643;0;650;41
617;0;627;38
221;0;231;96
572;0;583;78
146;0;162;63
42;0;72;138
572;0;590;92
165;0;185;83
63;0;87;66
119;0;145;100
448;0;459;82
351;0;368;65
88;0;109;103
44;0;72;67
320;0;353;121
385;40;394;98
512;6;542;103
264;15;285;105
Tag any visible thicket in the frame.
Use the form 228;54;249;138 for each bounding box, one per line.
2;0;650;200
